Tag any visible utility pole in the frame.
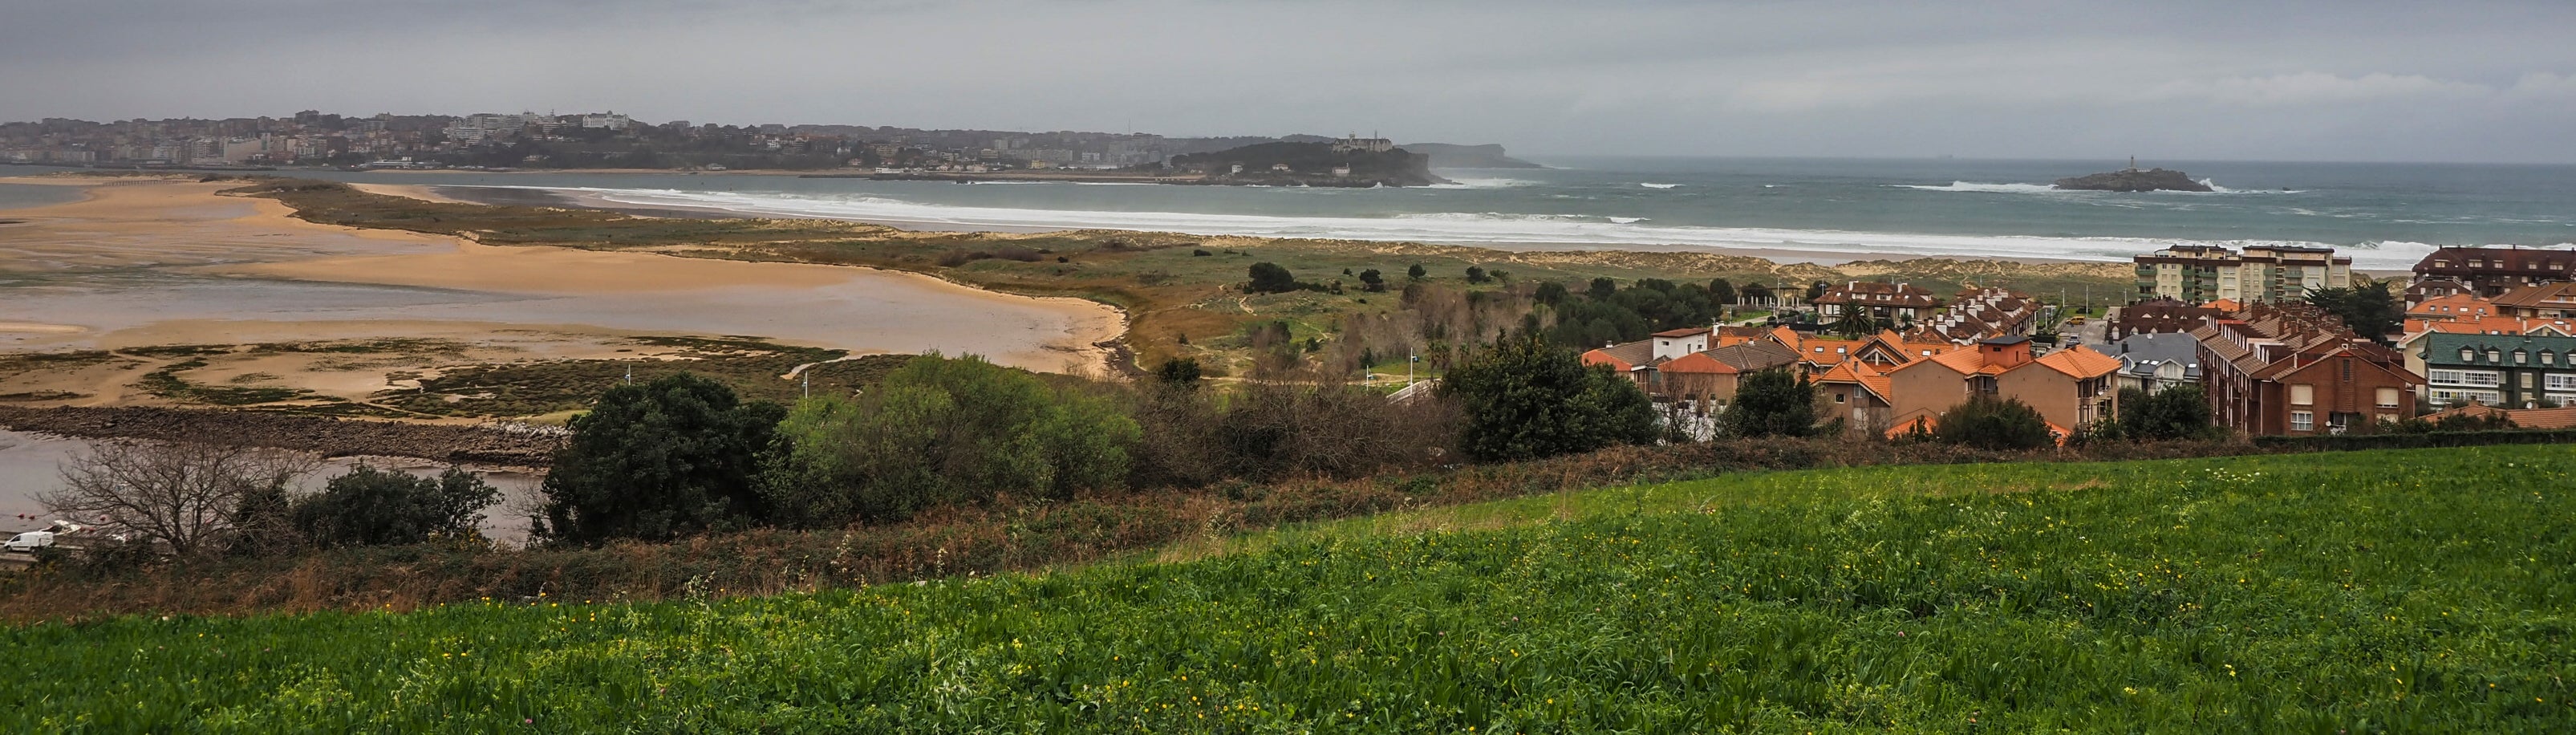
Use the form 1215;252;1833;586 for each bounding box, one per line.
624;364;633;385
802;369;810;400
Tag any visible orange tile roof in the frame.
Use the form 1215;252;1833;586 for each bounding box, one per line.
1925;347;1995;375
2205;298;2243;311
2034;346;2121;379
1658;351;1738;375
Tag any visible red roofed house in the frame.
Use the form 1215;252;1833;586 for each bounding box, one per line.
2492;282;2576;320
2408;293;2497;323
2193;302;2422;435
1813;281;1945;323
1882;335;2119;433
2412;246;2576;298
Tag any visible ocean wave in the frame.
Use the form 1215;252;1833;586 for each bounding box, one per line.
1426;177;1537;189
522;185;2448;270
1639;183;1682;189
1895;181;2064;193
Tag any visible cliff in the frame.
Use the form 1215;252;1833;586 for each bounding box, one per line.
1398;143;1544;169
2052;168;2213;193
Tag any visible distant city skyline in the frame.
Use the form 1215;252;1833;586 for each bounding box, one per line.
5;1;2574;164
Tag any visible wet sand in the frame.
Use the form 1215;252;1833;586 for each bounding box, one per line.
0;176;1126;379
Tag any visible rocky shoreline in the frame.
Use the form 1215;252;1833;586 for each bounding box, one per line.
2052;167;2213;193
0;406;561;466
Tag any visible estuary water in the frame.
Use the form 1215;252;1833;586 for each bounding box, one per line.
254;156;2576;271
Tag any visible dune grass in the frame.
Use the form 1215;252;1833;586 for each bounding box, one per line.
6;445;2570;732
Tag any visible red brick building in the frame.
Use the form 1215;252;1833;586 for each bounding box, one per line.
2191;303;2421;436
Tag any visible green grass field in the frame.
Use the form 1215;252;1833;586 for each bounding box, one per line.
8;446;2572;733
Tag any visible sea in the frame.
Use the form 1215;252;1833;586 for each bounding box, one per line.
14;157;2576;270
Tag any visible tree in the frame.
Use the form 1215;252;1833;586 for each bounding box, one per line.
2105;385;2223;441
1725;368;1818;438
1588;277;1618;302
1932;396;2055;451
294;465;500;547
1708;278;1737;308
1465;266;1491;284
1357;268;1386;292
1806;281;1828;303
1407;263;1427;281
763;355;1141;526
1832;310;1881;339
537;373;785;544
1440;333;1659;462
1154;356;1203;387
41;441;313;558
2306;280;2404;345
1247;262;1300;294
1533;280;1569;307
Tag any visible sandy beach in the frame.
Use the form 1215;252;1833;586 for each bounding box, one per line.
0;176;1127;396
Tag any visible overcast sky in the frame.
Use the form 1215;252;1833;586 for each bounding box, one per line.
5;0;2572;163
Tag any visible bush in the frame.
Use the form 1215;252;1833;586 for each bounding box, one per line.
1357;269;1385;292
294;465;500;548
538;373;785;544
1464;266;1491;284
762;355;1141;527
1442;333;1658;462
1724;368;1818;438
1247;262;1300;294
1932;396;2055;451
1154;357;1203;387
2097;385;2225;441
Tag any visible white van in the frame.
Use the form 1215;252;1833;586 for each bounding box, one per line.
3;530;55;553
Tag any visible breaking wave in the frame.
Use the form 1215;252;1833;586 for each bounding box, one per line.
501;185;2452;270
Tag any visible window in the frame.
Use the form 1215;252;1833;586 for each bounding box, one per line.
1833;392;1847;404
2550;374;2576;391
2460;347;2477;362
2522;373;2536;389
2289;384;2314;405
2430;369;2465;384
2291;411;2314;432
2515;351;2529;364
2375;388;2400;408
2547;352;2559;366
2465;371;2503;387
2488;349;2504;363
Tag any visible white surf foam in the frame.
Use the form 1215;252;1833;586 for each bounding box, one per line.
1639;182;1682;189
530;185;2448;270
1896;181;2064;193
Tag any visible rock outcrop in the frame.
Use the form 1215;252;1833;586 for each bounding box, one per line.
2052;168;2213;193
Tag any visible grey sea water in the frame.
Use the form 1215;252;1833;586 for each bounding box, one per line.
18;158;2576;270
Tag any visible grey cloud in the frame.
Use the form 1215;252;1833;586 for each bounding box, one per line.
2;0;2572;162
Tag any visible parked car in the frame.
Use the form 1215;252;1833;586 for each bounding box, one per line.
4;530;55;553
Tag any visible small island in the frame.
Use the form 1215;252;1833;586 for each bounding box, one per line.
2052;160;2213;193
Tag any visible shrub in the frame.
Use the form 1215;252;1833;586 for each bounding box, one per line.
293;465;500;548
762;355;1142;527
1357;269;1385;292
2099;385;2225;441
1933;396;2055;451
1247;262;1300;294
1154;357;1203;387
1724;368;1817;438
1442;333;1657;462
1464;266;1491;284
537;373;785;544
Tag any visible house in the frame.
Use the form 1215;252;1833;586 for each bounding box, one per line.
1815;361;1896;433
1580;326;1795;407
2411;246;2576;298
2416;332;2576;409
2107;332;2202;395
2404;278;2473;305
2192;302;2421;435
2107;298;2223;340
1812;281;1945;323
2408;293;2497;323
2395;316;2576;377
2491;282;2576;320
1910;288;2040;344
1884;335;2119;433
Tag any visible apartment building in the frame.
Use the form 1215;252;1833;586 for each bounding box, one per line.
2411;246;2576;298
2416;333;2576;409
2133;244;2351;303
2192;303;2420;435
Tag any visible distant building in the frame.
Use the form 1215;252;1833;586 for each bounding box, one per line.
2408;293;2497;323
1812;281;1944;323
2411;246;2576;298
2133;244;2351;304
2416;332;2576;408
2106;332;2202;396
2493;282;2576;320
2107;298;2224;340
1331;134;1393;154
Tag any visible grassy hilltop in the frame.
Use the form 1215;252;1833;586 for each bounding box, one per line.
8;445;2571;732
